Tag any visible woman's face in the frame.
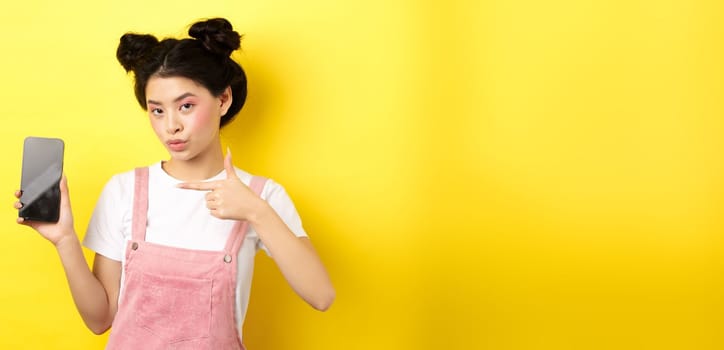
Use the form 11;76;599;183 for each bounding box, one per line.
145;76;231;162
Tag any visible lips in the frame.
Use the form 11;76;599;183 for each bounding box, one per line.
166;139;187;152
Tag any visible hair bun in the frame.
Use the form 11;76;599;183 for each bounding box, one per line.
116;33;159;72
188;18;241;57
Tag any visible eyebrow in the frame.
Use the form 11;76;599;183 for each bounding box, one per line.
147;92;197;106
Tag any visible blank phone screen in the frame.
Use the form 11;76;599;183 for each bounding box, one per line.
19;137;64;222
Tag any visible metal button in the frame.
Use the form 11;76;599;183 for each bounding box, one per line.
223;254;232;263
131;242;139;250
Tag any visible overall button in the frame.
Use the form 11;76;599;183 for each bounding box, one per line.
223;254;232;263
131;242;139;250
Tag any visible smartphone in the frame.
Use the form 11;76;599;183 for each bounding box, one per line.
19;137;65;222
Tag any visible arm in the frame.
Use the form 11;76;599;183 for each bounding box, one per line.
55;238;121;334
15;177;120;334
249;204;335;311
177;151;335;310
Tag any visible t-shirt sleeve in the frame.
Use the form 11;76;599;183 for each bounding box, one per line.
82;175;129;262
256;178;308;256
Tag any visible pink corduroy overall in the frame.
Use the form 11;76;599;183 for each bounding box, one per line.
106;167;266;350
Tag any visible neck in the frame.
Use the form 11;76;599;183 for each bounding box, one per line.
162;142;225;181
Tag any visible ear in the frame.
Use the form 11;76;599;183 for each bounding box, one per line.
219;86;233;116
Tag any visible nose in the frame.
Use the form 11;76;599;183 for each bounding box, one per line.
165;112;183;134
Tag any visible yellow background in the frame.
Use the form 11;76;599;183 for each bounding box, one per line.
1;0;723;349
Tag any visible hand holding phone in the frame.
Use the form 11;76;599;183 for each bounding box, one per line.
19;137;65;223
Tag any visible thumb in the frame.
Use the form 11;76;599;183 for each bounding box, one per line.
60;174;68;196
225;148;238;179
60;174;71;207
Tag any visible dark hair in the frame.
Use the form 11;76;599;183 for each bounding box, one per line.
116;18;246;128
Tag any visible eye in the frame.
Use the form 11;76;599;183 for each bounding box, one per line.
180;103;194;112
150;107;164;116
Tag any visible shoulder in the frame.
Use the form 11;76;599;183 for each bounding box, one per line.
109;167;137;187
260;178;289;201
232;167;288;201
100;162;163;196
233;168;307;240
98;168;133;196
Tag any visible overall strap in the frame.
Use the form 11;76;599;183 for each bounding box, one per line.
131;167;149;242
224;176;268;255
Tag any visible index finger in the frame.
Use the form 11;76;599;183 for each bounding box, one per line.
176;181;220;191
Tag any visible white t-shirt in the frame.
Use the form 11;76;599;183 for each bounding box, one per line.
82;162;307;339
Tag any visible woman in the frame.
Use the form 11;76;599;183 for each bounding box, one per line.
14;17;334;349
